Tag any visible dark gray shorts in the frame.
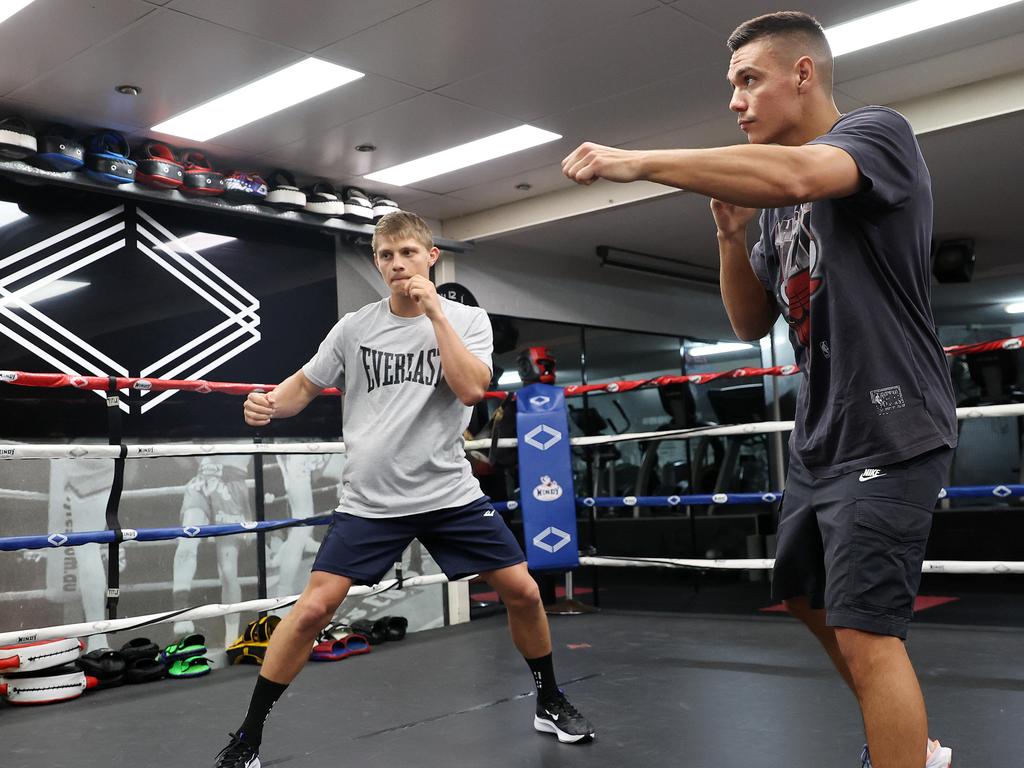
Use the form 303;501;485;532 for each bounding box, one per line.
772;447;953;639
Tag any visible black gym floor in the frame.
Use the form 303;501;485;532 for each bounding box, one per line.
1;610;1020;768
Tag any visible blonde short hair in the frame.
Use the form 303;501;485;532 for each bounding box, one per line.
372;211;434;254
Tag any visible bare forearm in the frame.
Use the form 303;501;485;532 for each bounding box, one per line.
432;315;489;405
269;370;322;418
719;233;778;341
643;145;825;208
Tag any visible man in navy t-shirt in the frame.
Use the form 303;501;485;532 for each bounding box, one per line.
561;10;956;768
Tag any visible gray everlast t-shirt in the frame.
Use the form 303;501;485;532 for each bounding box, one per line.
303;296;492;517
750;106;957;477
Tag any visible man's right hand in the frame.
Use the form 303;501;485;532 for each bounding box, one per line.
244;390;275;427
710;198;758;240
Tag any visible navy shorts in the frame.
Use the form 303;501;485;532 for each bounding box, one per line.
311;496;526;586
772;447;953;639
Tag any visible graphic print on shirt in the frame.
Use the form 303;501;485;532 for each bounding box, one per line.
774;203;822;347
359;345;442;393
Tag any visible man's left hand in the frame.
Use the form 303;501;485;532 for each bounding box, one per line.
562;142;645;185
405;274;442;319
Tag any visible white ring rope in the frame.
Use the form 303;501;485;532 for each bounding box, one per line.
580;556;1024;574
7;552;1021;645
3;403;1023;460
0;572;464;646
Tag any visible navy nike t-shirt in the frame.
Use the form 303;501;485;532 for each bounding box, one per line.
749;106;957;477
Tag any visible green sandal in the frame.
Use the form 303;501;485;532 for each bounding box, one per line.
161;633;207;663
167;655;212;678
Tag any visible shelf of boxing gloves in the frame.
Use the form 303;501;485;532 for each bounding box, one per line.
0;118;473;250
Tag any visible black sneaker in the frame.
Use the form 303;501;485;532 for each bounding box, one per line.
212;732;260;768
534;692;595;743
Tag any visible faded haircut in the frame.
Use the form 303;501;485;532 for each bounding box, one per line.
728;11;833;92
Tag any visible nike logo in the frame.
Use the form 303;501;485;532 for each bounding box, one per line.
483;510;495;517
548;712;560;721
858;469;886;482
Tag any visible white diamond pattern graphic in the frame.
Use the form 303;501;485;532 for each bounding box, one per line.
0;205;260;414
47;533;69;547
523;424;562;451
532;526;572;554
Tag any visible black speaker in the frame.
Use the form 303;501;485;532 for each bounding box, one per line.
932;238;975;283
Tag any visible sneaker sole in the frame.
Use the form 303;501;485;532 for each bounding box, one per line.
533;715;594;744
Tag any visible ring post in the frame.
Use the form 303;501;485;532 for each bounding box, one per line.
516;383;593;614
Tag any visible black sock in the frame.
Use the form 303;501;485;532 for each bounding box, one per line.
237;676;289;748
526;653;559;704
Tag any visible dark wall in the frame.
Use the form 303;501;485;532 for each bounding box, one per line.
0;181;342;439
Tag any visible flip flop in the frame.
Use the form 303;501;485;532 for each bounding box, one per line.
161;634;207;663
167;656;212;679
309;633;370;662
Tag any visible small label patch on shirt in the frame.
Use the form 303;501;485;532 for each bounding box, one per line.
869;385;905;414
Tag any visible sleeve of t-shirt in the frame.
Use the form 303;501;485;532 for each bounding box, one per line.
809;107;919;208
749;211;771;291
462;309;494;373
302;315;347;390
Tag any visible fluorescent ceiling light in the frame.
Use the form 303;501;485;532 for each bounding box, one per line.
826;0;1024;57
364;125;562;187
1;279;88;309
497;371;521;386
1005;302;1024;314
175;233;236;252
0;201;27;227
685;342;755;357
152;58;364;141
0;0;36;25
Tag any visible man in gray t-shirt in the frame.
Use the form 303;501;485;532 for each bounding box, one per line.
560;10;953;768
210;212;594;768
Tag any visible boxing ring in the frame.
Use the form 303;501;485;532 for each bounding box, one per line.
1;335;1023;767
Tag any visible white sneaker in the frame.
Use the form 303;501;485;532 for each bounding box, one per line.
927;739;952;768
860;739;952;768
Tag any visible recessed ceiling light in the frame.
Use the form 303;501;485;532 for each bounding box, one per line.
115;84;141;96
152;58;364;142
515;183;532;191
364;125;562;187
1005;302;1024;314
355;143;377;153
0;0;36;25
826;0;1024;57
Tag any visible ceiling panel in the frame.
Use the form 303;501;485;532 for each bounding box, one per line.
9;10;304;137
166;0;429;53
400;191;476;222
316;0;661;90
838;32;1024;106
0;0;155;97
537;65;736;149
436;7;724;122
261;93;514;186
211;75;421;153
